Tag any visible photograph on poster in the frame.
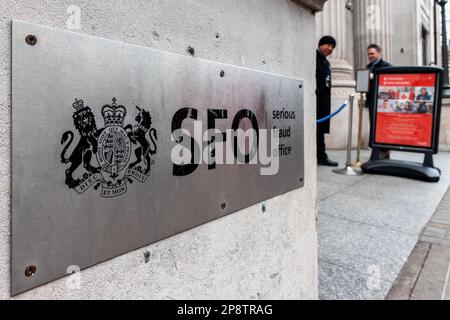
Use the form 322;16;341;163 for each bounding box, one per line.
377;86;434;114
374;73;436;148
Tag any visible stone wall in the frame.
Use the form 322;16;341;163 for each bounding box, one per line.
0;0;322;299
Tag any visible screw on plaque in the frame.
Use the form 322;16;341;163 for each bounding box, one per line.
187;46;195;56
220;70;225;78
262;204;266;213
25;35;37;46
25;265;37;277
299;84;303;89
221;203;227;210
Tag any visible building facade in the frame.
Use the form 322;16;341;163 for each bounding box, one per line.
0;0;326;299
317;0;445;150
391;0;440;67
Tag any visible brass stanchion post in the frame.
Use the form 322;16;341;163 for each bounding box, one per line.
353;93;365;167
333;94;363;176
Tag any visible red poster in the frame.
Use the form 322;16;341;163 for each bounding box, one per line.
375;73;435;148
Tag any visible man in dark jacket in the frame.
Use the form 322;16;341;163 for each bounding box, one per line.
316;36;338;166
366;44;392;159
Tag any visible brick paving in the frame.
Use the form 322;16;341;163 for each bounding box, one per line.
318;150;450;300
387;187;450;300
422;191;450;246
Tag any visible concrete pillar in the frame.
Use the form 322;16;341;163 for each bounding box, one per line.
354;0;393;70
0;0;322;299
316;0;354;86
351;0;394;149
316;0;358;150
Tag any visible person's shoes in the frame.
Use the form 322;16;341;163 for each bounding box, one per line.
318;158;339;167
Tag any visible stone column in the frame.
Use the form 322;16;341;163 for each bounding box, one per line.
316;0;355;87
316;0;358;149
354;0;393;70
351;0;393;148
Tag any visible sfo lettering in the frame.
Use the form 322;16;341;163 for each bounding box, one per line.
171;108;280;177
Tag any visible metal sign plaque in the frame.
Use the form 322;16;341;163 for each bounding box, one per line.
12;20;304;294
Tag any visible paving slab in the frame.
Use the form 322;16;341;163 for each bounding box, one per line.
318;214;418;283
320;192;434;236
317;180;350;201
319;260;392;300
318;150;450;300
386;242;431;300
411;244;450;300
342;179;448;212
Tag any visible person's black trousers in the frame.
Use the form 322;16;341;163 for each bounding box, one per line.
317;126;328;161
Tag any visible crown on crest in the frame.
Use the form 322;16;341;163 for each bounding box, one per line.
72;99;86;112
101;98;127;127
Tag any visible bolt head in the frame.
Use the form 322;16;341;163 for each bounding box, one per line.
25;35;37;46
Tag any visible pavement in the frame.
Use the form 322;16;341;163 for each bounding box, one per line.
386;186;450;300
317;149;450;300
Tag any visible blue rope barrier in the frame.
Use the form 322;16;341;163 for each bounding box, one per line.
316;100;350;124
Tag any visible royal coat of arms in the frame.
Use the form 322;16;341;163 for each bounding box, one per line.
60;98;157;197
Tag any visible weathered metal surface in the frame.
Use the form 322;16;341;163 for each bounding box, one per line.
11;20;304;294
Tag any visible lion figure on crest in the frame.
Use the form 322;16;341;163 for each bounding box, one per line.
125;106;158;175
61;99;102;188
